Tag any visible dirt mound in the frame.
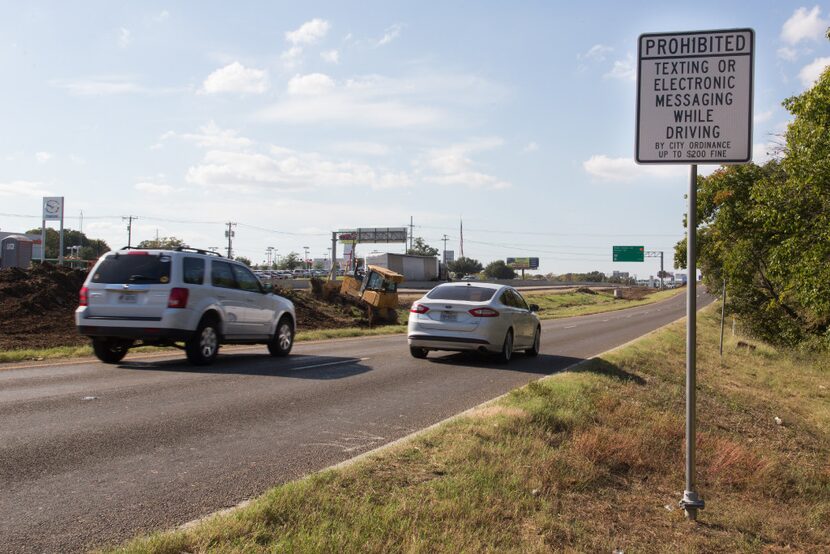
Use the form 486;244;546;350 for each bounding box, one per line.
274;286;370;330
0;264;89;350
574;286;597;295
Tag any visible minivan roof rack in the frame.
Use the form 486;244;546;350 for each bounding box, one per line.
173;246;223;257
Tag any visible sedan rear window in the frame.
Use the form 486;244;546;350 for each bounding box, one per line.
426;286;496;302
91;253;171;284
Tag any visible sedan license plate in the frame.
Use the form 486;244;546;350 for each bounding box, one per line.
440;311;457;322
118;293;138;304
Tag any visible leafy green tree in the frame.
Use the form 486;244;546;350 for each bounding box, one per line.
407;237;439;257
136;236;186;249
484;260;516;279
448;256;483;275
280;252;302;270
26;227;110;259
235;256;252;267
674;39;830;346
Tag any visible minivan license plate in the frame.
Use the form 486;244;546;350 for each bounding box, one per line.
440;311;457;322
118;294;138;304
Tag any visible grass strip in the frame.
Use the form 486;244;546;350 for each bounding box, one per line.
104;305;830;552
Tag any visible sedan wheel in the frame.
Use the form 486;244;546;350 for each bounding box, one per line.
268;317;294;357
525;327;541;357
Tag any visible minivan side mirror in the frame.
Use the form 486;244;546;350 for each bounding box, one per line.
263;283;273;293
529;304;539;312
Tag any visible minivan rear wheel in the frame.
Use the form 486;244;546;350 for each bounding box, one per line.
92;337;131;364
186;318;220;365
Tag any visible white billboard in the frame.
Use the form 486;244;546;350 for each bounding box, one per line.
636;29;754;164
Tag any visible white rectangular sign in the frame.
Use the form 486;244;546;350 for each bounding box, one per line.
636;28;754;164
42;196;64;221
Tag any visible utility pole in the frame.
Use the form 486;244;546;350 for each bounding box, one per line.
122;216;138;248
330;231;338;280
266;246;275;266
303;246;310;270
409;216;414;252
441;234;449;263
224;222;236;259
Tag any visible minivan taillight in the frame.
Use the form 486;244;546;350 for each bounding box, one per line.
410;304;429;314
79;286;89;307
469;307;499;317
168;287;189;309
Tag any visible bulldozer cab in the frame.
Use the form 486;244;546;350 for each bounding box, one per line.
360;265;403;294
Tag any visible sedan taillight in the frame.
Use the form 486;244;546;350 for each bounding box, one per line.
410;304;429;314
168;287;189;309
469;307;500;317
79;286;89;307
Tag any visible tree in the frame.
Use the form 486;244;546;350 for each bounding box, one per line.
136;236;186;249
484;260;516;280
26;227;110;260
448;256;483;275
407;237;439;257
280;252;302;270
674;40;830;346
235;256;252;267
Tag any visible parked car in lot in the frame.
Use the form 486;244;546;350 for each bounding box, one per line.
76;247;296;365
407;282;541;362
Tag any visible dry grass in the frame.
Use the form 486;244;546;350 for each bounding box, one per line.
104;304;830;553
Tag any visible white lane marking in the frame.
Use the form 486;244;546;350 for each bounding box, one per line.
289;357;369;372
602;319;609;322
564;325;577;329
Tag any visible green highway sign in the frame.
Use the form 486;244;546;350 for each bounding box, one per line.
613;245;645;262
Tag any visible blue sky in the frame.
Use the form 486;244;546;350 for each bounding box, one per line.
1;1;828;276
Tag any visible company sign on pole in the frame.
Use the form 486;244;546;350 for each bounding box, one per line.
636;29;754;164
613;246;645;262
42;197;64;220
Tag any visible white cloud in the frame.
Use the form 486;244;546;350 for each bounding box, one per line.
280;46;304;70
421;138;511;190
201;62;268;94
781;6;829;45
154;10;170;22
605;54;636;81
523;142;539;153
0;180;53;197
134;182;175;195
285;18;330;45
754;110;773;124
287;73;335;95
331;141;391;156
376;24;403;47
51;76;186;96
583;155;685;183
752;142;783;165
578;44;613;62
321;49;339;63
777;46;798;61
799;56;830;86
261;72;505;129
186;149;411;192
161;121;253;150
35;151;52;163
118;27;131;49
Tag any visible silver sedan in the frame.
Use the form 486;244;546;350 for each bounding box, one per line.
407;282;541;362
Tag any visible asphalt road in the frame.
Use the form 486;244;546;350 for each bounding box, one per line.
0;290;712;553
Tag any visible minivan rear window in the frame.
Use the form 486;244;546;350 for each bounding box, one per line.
91;253;171;284
426;286;496;302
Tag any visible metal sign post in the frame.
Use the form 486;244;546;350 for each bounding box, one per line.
636;28;754;521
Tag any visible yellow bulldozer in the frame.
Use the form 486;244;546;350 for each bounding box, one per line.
336;265;404;326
